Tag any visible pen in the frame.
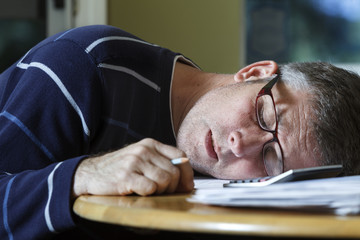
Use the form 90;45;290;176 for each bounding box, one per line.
171;157;189;165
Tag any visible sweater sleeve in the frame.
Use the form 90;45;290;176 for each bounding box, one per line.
0;157;84;239
0;38;102;239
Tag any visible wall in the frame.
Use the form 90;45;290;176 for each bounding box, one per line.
108;0;244;73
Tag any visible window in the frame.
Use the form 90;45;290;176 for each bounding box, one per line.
246;0;360;64
0;0;46;72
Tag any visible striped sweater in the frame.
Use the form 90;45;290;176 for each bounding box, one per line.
0;25;187;239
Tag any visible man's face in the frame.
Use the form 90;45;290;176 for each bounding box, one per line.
176;79;320;179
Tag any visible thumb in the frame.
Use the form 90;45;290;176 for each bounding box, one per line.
175;161;194;193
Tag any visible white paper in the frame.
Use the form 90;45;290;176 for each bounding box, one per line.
189;175;360;215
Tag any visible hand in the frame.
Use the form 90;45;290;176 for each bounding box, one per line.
72;138;194;198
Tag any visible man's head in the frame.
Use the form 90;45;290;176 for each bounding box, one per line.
176;61;360;179
280;62;360;176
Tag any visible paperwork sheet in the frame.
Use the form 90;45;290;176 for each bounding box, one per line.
190;175;360;215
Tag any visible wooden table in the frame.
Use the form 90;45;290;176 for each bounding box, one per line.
73;193;360;239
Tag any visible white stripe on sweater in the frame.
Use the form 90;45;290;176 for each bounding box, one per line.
98;63;161;92
44;162;62;233
85;36;156;53
17;61;90;136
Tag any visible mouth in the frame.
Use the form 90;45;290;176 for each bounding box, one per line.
205;130;218;160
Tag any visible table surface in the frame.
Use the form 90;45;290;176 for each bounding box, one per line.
73;193;360;239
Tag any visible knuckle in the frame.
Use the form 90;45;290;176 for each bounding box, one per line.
118;171;132;181
117;185;133;195
142;183;157;196
123;155;142;169
134;144;150;156
140;138;156;145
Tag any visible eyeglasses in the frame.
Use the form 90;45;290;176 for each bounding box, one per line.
255;75;284;176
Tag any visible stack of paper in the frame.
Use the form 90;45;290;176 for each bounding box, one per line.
189;175;360;215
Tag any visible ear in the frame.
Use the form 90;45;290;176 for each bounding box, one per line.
234;60;278;82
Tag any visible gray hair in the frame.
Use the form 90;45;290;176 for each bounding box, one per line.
278;62;360;175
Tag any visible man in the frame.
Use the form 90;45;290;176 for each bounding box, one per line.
0;25;359;239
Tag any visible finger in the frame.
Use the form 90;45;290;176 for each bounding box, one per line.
130;140;182;193
141;138;186;160
145;154;181;193
119;172;157;196
175;161;194;193
118;154;172;195
145;140;187;193
145;162;180;194
141;162;175;194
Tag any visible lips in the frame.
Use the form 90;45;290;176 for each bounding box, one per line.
205;130;218;160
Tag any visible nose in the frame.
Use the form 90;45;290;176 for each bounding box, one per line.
227;129;273;158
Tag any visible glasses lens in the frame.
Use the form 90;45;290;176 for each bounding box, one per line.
256;95;276;131
263;141;283;176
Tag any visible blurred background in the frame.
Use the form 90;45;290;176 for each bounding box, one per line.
1;0;360;73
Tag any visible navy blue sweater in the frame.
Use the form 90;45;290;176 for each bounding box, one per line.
0;25;189;239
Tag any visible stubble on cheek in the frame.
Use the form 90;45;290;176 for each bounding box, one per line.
177;128;210;176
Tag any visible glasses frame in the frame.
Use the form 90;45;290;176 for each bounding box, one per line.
255;75;284;176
